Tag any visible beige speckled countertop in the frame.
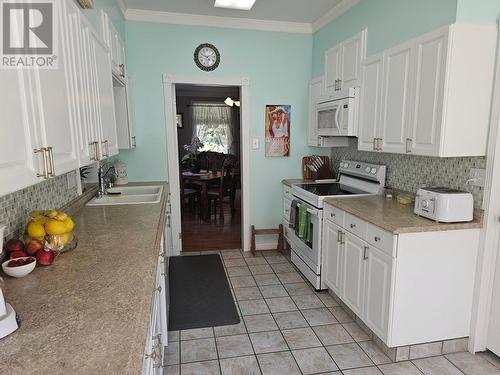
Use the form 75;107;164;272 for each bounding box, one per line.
324;195;483;234
0;182;168;375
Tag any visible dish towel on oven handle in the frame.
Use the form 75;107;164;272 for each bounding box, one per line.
298;204;309;240
289;199;299;229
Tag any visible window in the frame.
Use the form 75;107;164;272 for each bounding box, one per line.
192;102;233;154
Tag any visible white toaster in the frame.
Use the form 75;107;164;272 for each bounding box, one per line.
414;187;474;223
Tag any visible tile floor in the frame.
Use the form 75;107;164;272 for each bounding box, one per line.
165;249;500;375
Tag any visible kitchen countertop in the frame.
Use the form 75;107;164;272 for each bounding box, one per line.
0;182;168;375
324;195;483;234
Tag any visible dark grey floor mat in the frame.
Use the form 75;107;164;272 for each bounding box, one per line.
168;254;240;331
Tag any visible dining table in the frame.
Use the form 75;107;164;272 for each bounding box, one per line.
182;170;222;221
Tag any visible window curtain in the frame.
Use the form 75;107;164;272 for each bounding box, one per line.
191;102;234;154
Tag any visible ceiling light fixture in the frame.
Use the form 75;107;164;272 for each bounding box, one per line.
214;0;256;11
224;97;241;107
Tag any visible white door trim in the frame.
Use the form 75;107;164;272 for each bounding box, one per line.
162;74;251;256
469;30;500;353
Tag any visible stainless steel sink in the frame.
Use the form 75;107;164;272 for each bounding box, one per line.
86;185;163;206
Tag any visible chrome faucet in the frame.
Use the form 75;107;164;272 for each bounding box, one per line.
97;162;117;197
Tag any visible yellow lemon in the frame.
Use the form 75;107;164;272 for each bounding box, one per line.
30;211;44;219
63;217;75;232
27;221;46;239
44;219;68;235
46;210;59;219
59;232;73;246
33;215;50;224
54;212;68;222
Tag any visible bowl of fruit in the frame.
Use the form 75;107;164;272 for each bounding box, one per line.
2;257;36;278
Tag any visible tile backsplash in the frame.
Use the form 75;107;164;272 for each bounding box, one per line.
0;173;79;241
330;138;486;207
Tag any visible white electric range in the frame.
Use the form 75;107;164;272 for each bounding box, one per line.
288;160;386;290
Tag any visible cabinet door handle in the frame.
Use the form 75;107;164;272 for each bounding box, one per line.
131;136;136;148
102;140;109;157
373;138;376;151
363;246;369;260
374;236;381;242
340;231;345;245
94;141;100;161
89;142;95;161
119;63;125;77
34;148;49;179
153;285;162;294
330;212;335;218
378;138;383;151
337;230;342;243
350;223;356;229
46;146;55;177
406;138;412;154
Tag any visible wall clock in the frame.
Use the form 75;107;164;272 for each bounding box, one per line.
194;43;220;71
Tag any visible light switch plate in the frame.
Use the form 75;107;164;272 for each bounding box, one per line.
252;138;259;149
468;168;486;187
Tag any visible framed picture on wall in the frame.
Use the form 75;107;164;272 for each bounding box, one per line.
176;114;183;128
265;105;291;157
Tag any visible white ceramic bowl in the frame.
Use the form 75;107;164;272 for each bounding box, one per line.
2;257;36;278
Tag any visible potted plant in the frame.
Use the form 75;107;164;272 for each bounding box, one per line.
181;137;204;173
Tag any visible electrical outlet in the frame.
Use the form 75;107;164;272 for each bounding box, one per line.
468;168;486;187
252;138;259;149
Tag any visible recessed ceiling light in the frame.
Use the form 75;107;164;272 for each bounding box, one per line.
214;0;256;11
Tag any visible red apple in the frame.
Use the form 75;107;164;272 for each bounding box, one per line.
10;250;28;259
25;240;44;256
4;239;24;253
36;248;55;266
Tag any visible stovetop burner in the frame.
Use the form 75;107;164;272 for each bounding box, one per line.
295;183;367;196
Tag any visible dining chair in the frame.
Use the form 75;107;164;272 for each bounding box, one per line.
207;163;236;222
180;174;201;216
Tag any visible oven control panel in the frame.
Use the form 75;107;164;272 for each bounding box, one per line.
339;160;386;183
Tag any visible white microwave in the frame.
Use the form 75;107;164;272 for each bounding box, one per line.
316;87;358;137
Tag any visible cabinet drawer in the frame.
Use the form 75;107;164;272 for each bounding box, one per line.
283;185;293;200
283;197;292;221
344;212;367;238
366;223;395;257
324;204;344;227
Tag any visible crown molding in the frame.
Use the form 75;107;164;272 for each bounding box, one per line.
125;9;313;34
312;0;360;33
115;0;127;18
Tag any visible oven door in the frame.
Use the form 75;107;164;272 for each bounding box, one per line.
289;199;322;273
317;100;343;136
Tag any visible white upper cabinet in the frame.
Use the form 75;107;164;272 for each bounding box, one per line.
325;30;367;93
101;11;126;79
379;42;414;154
358;54;384;152
308;77;324;146
0;70;40;197
31;0;79;177
359;23;497;157
91;34;119;158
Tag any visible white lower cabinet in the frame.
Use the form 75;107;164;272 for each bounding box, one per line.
143;238;168;374
322;219;344;296
322;202;479;347
364;246;393;339
341;232;367;317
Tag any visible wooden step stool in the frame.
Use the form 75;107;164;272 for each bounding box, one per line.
250;224;284;256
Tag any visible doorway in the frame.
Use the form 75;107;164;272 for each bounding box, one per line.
176;85;241;252
163;75;250;256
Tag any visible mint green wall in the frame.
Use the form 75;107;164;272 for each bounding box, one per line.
456;0;500;22
119;22;327;228
312;0;457;78
77;0;125;39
